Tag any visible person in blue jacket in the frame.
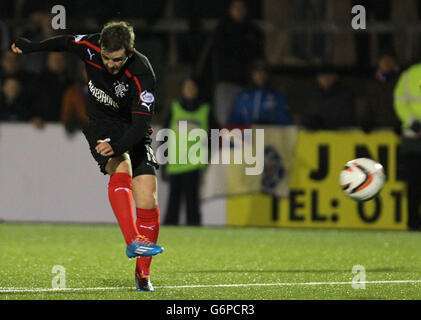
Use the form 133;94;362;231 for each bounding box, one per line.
228;60;293;126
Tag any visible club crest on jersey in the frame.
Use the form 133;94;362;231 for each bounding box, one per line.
114;81;129;98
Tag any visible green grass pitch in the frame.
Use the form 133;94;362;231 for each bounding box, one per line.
1;223;421;300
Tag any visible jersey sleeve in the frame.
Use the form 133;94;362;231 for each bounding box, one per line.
130;72;156;116
14;34;100;62
65;34;101;61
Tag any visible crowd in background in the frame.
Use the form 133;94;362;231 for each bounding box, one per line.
0;0;412;132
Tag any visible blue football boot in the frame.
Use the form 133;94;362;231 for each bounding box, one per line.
126;235;164;258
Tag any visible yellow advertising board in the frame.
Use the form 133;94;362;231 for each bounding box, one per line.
227;129;407;230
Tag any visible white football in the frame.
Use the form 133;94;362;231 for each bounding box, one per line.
339;158;386;201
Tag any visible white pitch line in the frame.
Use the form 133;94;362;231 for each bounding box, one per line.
0;287;133;293
1;280;421;293
157;279;421;289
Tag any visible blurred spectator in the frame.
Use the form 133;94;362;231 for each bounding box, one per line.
0;77;30;121
290;0;326;64
352;0;394;66
0;51;37;98
118;0;167;24
228;60;292;125
360;53;401;132
163;78;218;226
0;51;25;80
60;66;89;137
32;52;71;128
0;51;40;126
20;11;58;74
394;61;421;231
0;1;15;20
302;69;357;129
0;20;10;54
64;0;119;25
20;0;55;19
175;1;205;66
212;0;264;126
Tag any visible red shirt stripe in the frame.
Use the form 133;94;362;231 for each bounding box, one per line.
125;70;142;104
133;76;142;104
86;60;104;70
132;111;152;116
72;40;100;52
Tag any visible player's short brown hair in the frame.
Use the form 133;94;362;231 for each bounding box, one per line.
100;21;135;55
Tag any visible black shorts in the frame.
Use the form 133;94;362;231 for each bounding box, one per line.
82;119;158;177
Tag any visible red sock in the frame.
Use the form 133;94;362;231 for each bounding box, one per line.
135;206;160;278
108;173;138;246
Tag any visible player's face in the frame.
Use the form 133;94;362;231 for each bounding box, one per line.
100;48;128;75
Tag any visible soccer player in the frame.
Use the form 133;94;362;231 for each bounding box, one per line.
11;21;163;291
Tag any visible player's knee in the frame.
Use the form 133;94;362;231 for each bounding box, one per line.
133;187;157;208
132;176;158;209
138;193;158;209
106;154;132;175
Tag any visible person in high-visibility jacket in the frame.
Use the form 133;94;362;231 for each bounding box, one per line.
163;78;219;226
394;62;421;231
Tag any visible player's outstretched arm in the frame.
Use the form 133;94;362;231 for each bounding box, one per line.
11;35;71;55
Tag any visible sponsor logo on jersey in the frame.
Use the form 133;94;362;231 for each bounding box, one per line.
140;91;154;111
88;80;120;109
87;48;95;60
73;34;86;42
142;103;151;111
114;81;129;98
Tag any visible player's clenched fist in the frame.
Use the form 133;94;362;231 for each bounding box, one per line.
11;38;33;54
11;43;22;54
96;140;115;157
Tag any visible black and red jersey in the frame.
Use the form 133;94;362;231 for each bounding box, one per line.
15;34;157;155
67;33;156;123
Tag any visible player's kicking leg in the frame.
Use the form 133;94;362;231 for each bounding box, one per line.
105;155;163;259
